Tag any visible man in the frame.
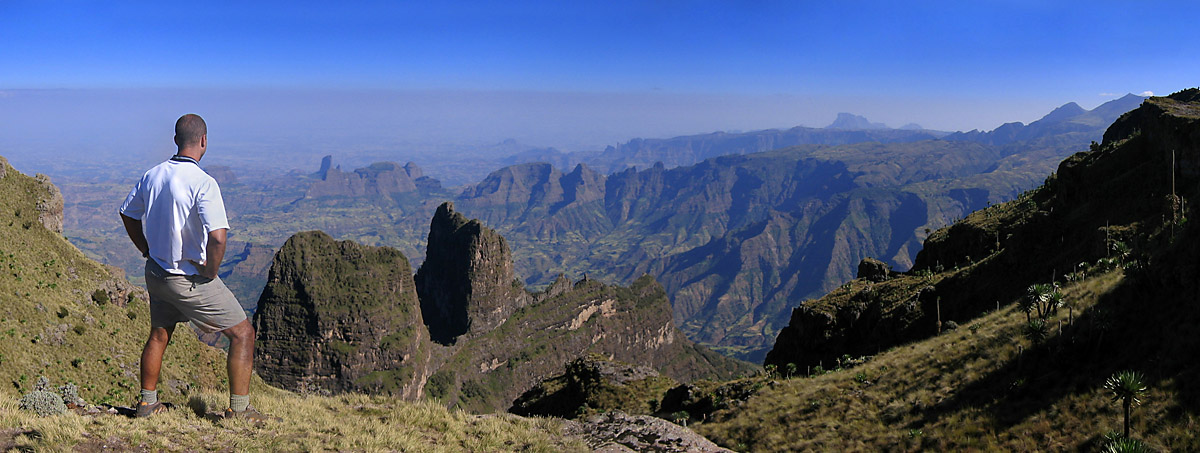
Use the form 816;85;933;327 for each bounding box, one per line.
119;114;275;421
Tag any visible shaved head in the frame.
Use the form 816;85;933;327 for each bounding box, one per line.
174;114;207;149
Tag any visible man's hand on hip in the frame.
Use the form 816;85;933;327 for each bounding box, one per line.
188;260;219;280
191;228;228;280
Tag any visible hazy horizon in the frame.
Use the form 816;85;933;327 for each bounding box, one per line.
0;87;1152;176
3;1;1198;179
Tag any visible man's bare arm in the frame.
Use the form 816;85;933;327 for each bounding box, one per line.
195;228;227;279
120;213;149;258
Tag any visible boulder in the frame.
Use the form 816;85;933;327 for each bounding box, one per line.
856;257;891;282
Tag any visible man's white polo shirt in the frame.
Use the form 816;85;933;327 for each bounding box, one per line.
119;156;230;276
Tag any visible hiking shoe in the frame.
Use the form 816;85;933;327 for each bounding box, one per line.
221;405;280;423
135;401;168;418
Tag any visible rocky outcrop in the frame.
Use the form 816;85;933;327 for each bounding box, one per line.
305;160;427;198
415;202;529;344
563;411;733;453
510;355;671;418
0;156;7;179
315;155;333;179
94;264;146;308
254;231;431;398
856;257;892;282
33;173;63;234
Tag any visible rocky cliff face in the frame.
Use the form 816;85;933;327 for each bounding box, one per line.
414;202;530;344
457;162;609;239
32;173;63;234
254;231;432;398
765;89;1200;371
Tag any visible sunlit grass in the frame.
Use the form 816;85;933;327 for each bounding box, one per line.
2;388;586;452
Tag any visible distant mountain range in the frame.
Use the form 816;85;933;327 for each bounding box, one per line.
444;94;1146;359
504;114;950;175
57;94;1147;361
944;93;1145;146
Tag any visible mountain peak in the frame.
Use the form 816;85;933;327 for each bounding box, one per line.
826;113;888;130
415;202;529;345
1035;101;1086;124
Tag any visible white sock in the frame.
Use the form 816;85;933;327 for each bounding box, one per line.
230;393;250;412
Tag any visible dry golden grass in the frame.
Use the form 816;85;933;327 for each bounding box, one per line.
1;385;587;452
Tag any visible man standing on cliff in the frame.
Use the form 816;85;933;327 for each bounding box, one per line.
119;114;275;422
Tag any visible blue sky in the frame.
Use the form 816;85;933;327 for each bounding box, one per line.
2;1;1198;156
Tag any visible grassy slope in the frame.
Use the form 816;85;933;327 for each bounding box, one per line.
698;271;1137;450
700;261;1197;450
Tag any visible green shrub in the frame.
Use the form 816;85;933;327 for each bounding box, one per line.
1024;319;1048;344
19;390;68;417
91;289;109;305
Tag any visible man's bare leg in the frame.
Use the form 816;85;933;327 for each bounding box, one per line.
222;319;255;400
140;326;174;392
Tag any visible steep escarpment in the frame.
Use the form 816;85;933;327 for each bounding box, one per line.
415;202;530;344
254;231;432;398
457;162;610;240
765;89;1197;372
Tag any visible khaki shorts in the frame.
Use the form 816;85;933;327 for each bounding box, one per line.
145;258;246;333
